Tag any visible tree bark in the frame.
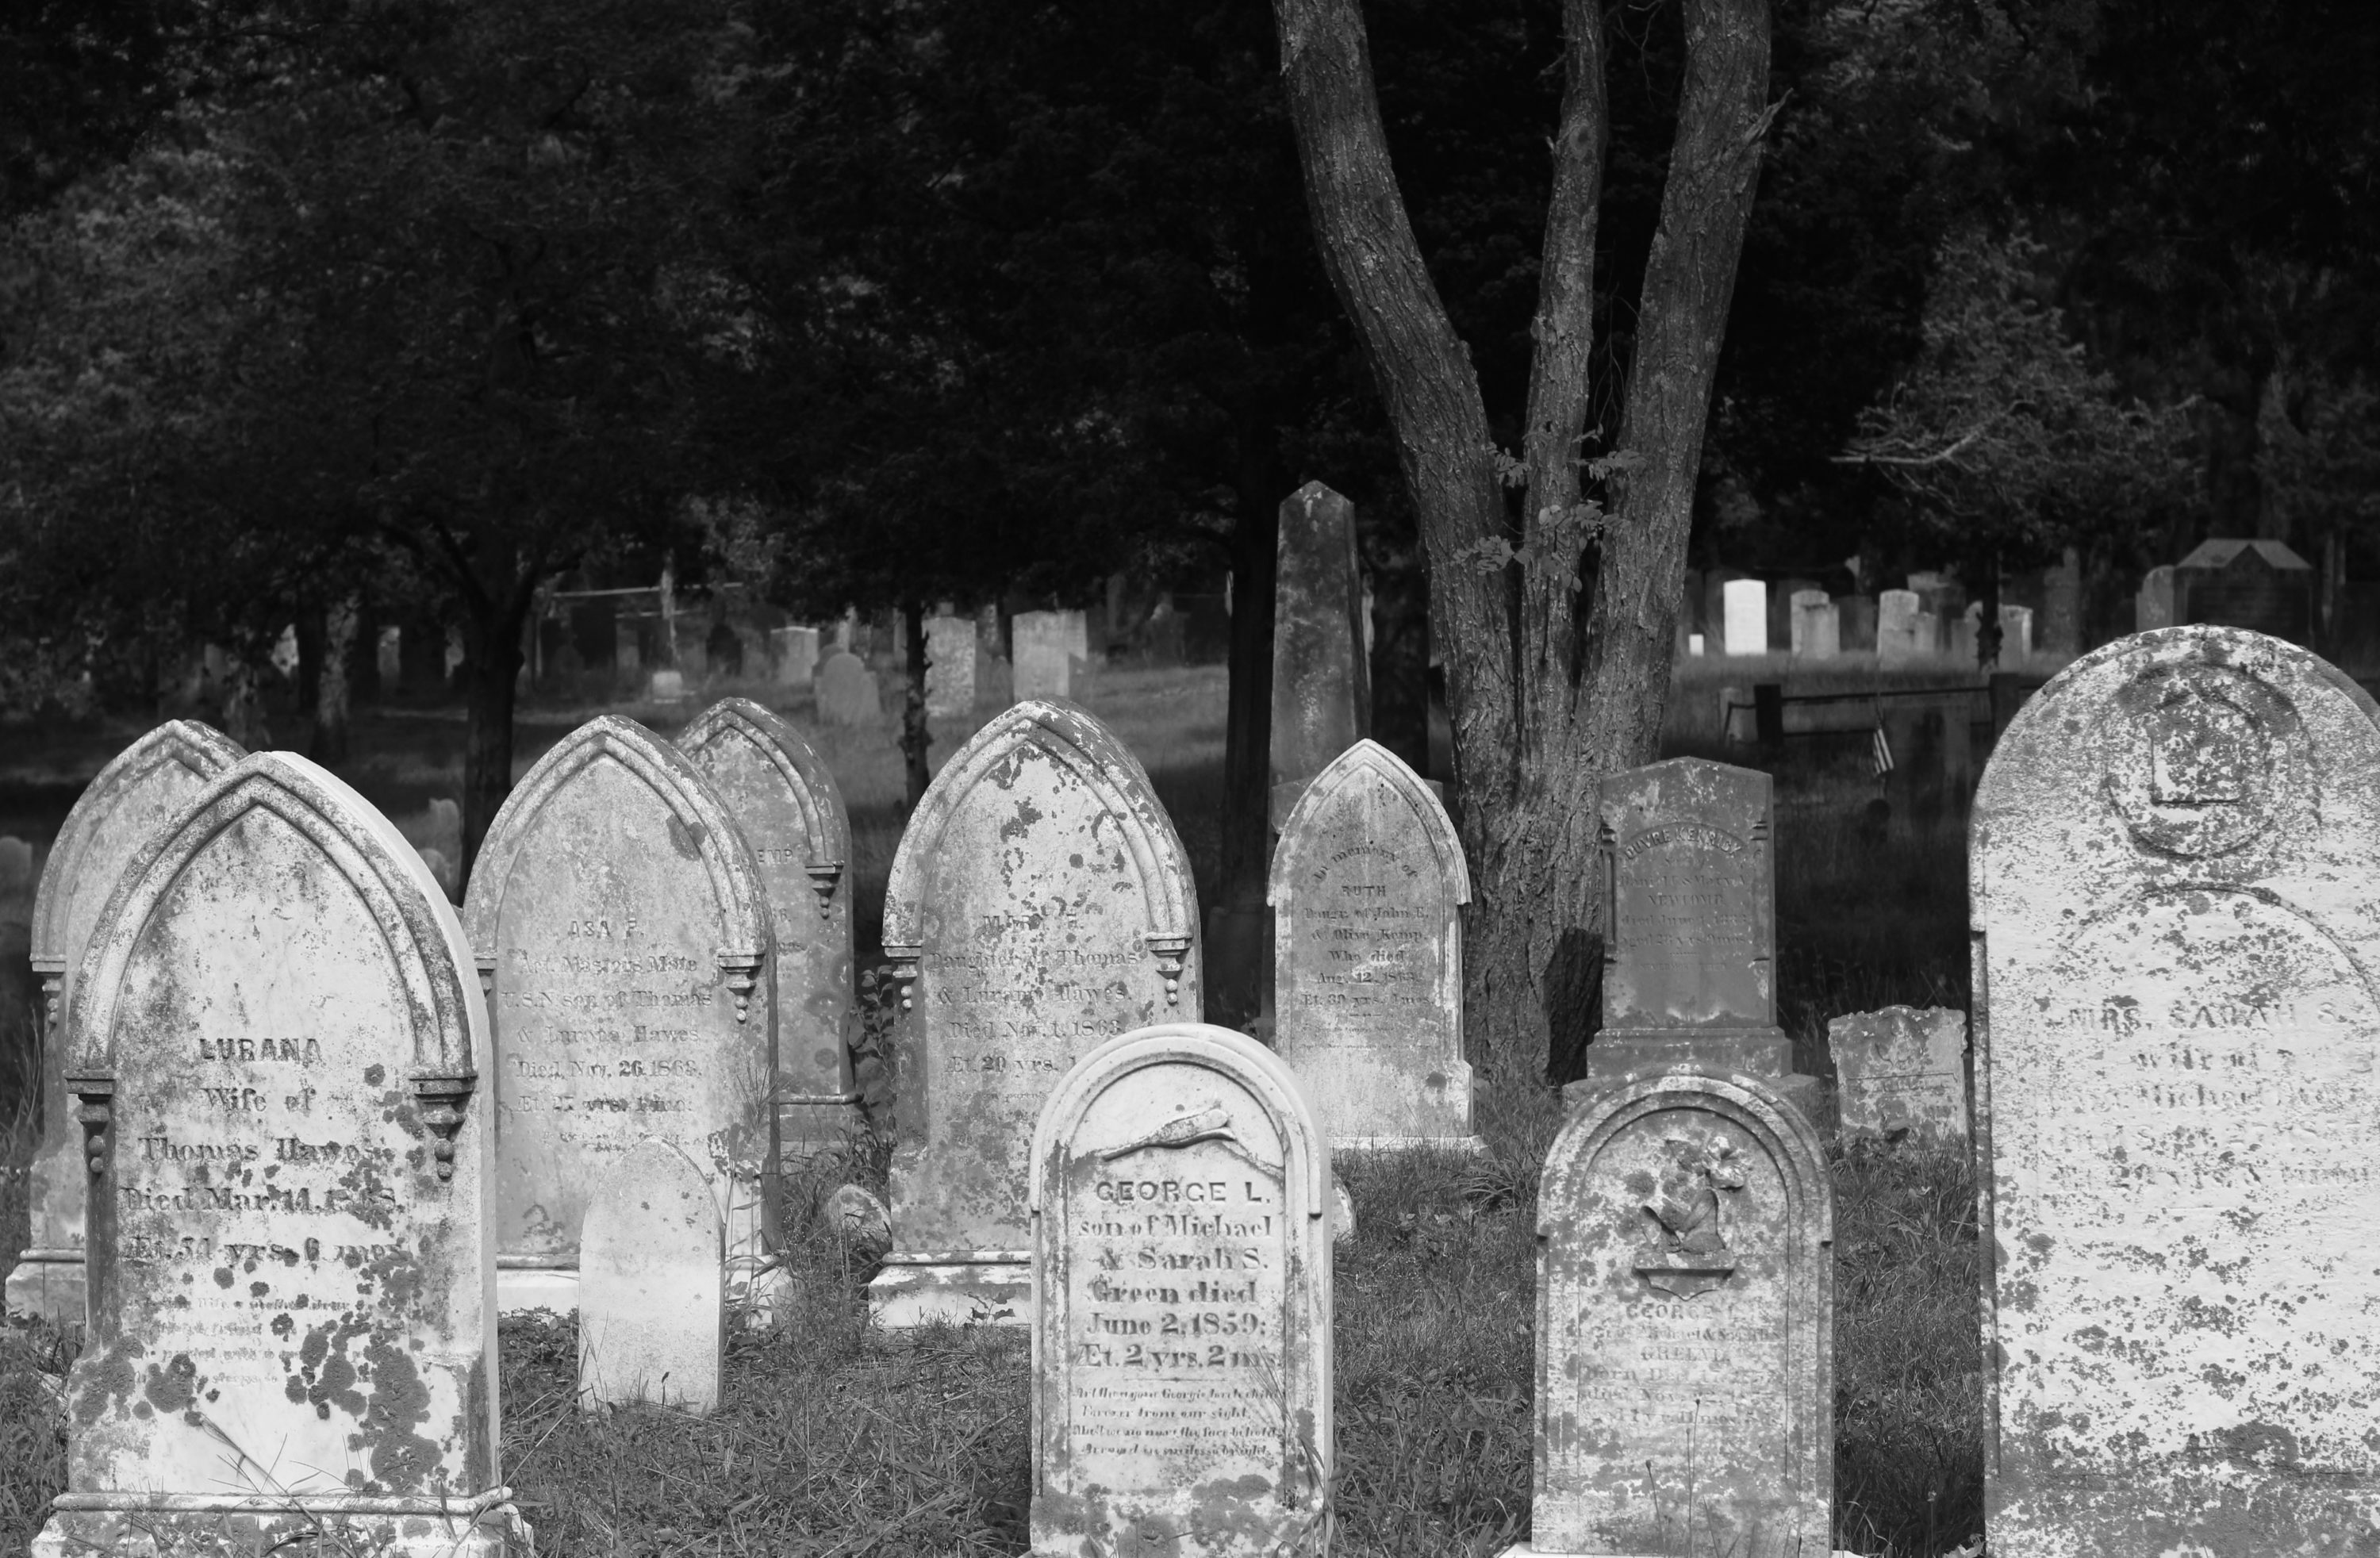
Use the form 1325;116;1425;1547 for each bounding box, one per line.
900;595;931;810
1205;434;1284;1031
458;574;532;882
1272;0;1772;1080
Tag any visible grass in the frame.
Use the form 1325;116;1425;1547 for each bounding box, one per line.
0;653;1987;1556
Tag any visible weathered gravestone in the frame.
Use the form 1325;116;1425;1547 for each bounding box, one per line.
1507;1068;1831;1558
771;625;820;688
1271;482;1370;831
1875;589;1921;664
463;715;774;1314
579;1138;723;1415
8;720;244;1326
1580;759;1822;1120
1014;609;1090;703
1030;1023;1332;1557
925;612;978;717
1722;578;1768;655
678;698;861;1167
816;650;880;726
1269;740;1480;1150
1973;624;2380;1554
36;752;527;1558
1998;603;2034;659
1827;1006;1968;1146
1791;593;1840;660
2134;563;2176;631
873;698;1202;1326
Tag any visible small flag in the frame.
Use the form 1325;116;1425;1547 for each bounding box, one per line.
1870;723;1894;777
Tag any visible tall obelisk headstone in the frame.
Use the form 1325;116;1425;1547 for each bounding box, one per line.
1580;758;1822;1119
872;699;1201;1326
1507;1069;1832;1557
1974;625;2380;1554
1269;739;1478;1150
463;715;774;1314
1030;1023;1332;1557
1269;481;1370;831
679;698;862;1166
7;720;244;1324
36;753;526;1557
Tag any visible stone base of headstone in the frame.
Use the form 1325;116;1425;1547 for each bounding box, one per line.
2;1253;85;1326
1569;1030;1825;1128
867;1258;1030;1329
777;1092;867;1172
34;1502;531;1557
1337;1134;1489;1154
497;1263;582;1316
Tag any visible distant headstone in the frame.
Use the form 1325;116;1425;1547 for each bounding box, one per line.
463;715;774;1315
679;699;861;1168
816;650;879;726
579;1138;724;1416
1516;1069;1832;1556
8;721;244;1326
2175;537;2317;646
2135;564;2176;631
925;612;977;716
376;624;402;685
772;625;820;688
1998;603;2034;659
0;836;32;906
1271;482;1370;831
1827;1007;1968;1145
1838;593;1877;651
1912;608;1943;658
427;794;462;849
1975;625;2380;1552
1687;632;1706;656
872;699;1201;1326
1722;579;1768;655
1269;741;1479;1150
415;845;459;902
1013;609;1088;702
36;753;525;1558
1952;603;1979;665
1787;590;1830;656
1030;1023;1332;1557
1771;578;1821;650
1581;759;1820;1119
1875;589;1921;664
2042;548;2082;656
650;667;686;702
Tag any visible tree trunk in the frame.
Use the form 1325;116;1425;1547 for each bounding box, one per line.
1273;0;1772;1081
1366;523;1431;775
312;593;358;766
294;605;325;732
459;589;529;883
1207;441;1283;1030
900;596;931;810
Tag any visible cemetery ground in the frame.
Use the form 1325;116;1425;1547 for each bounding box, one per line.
0;658;1983;1556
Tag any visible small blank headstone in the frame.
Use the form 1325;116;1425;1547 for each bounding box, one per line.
580;1138;724;1415
924;613;977;716
1013;609;1086;702
1031;1023;1332;1556
1997;603;2033;659
1975;624;2380;1551
1722;578;1768;655
1828;1006;1968;1145
1269;740;1478;1150
1515;1068;1832;1556
649;667;687;702
773;625;820;687
816;650;879;725
1875;589;1921;664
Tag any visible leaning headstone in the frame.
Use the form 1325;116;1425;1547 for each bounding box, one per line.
816;650;879;726
1030;1023;1332;1557
36;752;526;1558
1269;740;1479;1150
1722;578;1768;655
1580;758;1821;1119
463;714;774;1314
1875;589;1921;664
8;720;244;1325
1974;624;2380;1552
1827;1007;1968;1146
873;698;1201;1326
579;1138;723;1416
1512;1069;1832;1557
772;625;820;688
924;612;977;717
678;698;862;1166
1271;482;1371;830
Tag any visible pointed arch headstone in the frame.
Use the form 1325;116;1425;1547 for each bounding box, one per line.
678;698;862;1165
1973;626;2380;1552
462;714;774;1314
872;698;1201;1326
1511;1067;1832;1558
1031;1023;1332;1556
1269;739;1479;1149
36;753;525;1557
7;720;244;1326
